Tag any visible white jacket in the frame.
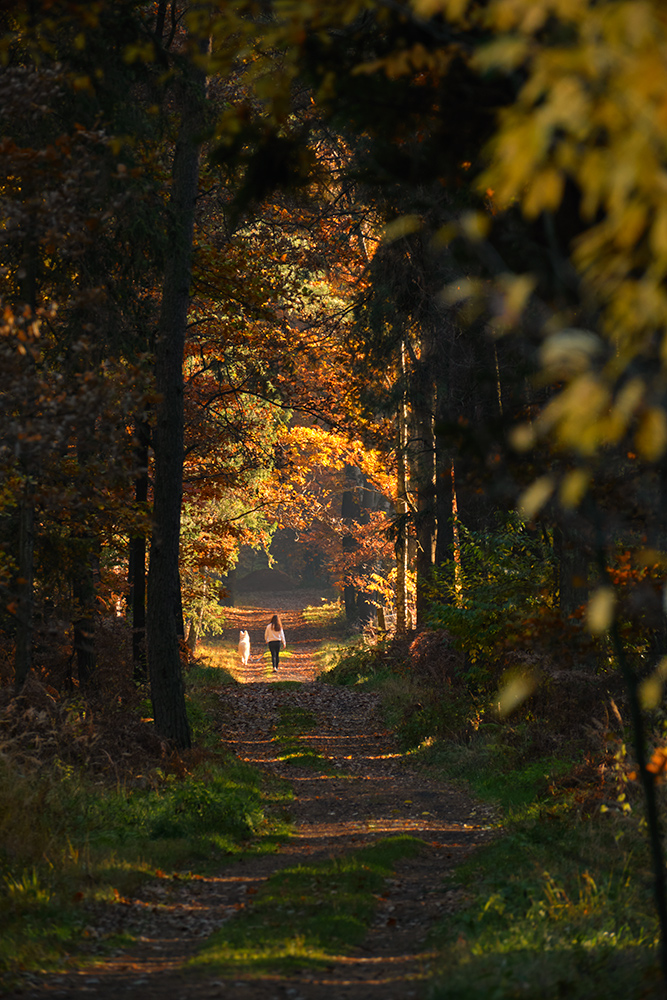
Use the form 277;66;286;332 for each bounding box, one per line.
264;624;286;645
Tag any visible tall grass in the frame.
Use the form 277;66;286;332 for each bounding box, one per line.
193;639;243;680
302;597;346;630
426;801;660;1000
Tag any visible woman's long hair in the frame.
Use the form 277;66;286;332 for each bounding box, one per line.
270;614;282;630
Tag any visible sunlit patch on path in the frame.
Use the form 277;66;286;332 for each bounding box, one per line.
217;588;334;683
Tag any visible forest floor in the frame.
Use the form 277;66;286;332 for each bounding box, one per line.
8;590;493;1000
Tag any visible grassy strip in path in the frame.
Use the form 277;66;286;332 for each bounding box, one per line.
189;835;424;975
274;704;329;770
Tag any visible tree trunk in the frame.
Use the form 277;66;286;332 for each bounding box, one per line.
72;543;97;687
408;330;437;625
451;462;463;603
555;521;589;617
130;419;149;683
146;43;208;748
342;478;360;625
395;342;410;634
186;574;208;651
186;619;198;650
15;476;34;692
434;333;455;581
341;466;375;626
14;222;37;692
648;462;667;660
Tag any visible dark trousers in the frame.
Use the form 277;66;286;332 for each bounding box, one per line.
268;640;281;670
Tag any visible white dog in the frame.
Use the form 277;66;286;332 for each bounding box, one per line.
238;630;251;666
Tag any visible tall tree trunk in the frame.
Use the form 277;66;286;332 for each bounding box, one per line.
408;329;437;626
146;44;207;748
451;461;463;603
342;473;360;625
130;418;149;683
648;462;667;660
15;221;38;692
414;408;437;625
15;475;34;692
71;430;99;687
72;540;97;687
395;341;410;634
341;466;375;627
555;520;589;617
434;352;454;573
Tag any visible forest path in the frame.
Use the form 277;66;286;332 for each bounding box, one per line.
216;587;334;683
9;591;491;1000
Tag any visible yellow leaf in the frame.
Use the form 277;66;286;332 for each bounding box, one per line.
473;36;530;74
636;407;667;462
613;200;647;250
72;75;92;93
606;377;645;442
614;377;645;419
382;215;421;244
650;207;667;258
493;273;536;330
639;657;667;710
518;475;554;520
519;4;549;34
496;670;537;719
539;328;602;379
523;167;565;219
559;468;590;509
441;277;482;305
509;422;536;452
545;77;590;133
586;587;616;635
412;0;468;19
460;211;490;242
540;375;611;455
432;222;457;247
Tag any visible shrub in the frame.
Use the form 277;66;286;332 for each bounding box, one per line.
425;515;556;688
319;639;388;686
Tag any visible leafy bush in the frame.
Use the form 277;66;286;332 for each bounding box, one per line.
425;515;556;686
319;638;389;687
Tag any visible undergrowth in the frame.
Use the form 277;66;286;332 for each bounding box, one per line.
0;665;292;988
426;809;659;1000
319;637;391;688
302;597;346;631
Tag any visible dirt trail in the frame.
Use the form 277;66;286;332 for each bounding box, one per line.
220;589;329;682
9;592;491;1000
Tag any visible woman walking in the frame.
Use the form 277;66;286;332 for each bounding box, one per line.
264;613;286;672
